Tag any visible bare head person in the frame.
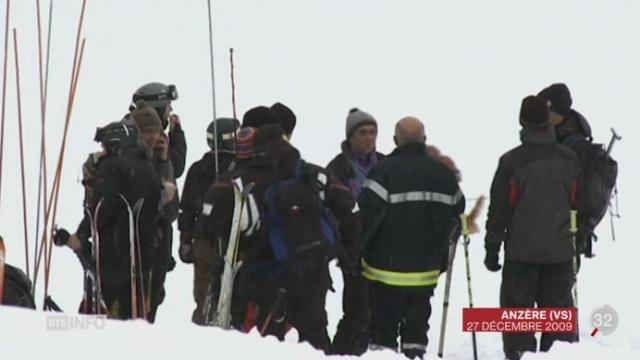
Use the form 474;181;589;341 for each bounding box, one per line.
394;116;426;146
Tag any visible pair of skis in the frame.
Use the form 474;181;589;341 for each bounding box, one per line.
54;199;108;315
83;198;108;315
119;195;147;320
54;194;146;319
203;177;254;329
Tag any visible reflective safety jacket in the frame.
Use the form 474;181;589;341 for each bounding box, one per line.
359;142;465;287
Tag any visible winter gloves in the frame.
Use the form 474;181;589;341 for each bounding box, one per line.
179;232;194;264
484;241;502;272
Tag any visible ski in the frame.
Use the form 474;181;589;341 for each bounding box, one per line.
212;177;254;329
88;198;107;314
132;198;147;319
120;194;140;320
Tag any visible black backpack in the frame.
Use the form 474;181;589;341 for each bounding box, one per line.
82;122;144;203
562;113;618;257
93;121;142;155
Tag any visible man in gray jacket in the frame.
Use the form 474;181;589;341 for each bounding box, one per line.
485;95;580;360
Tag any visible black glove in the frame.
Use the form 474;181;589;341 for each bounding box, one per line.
484;242;502;272
179;232;194;264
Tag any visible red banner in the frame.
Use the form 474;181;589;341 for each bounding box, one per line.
463;308;576;333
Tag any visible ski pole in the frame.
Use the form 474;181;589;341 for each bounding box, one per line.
13;29;31;279
34;0;51;278
461;213;478;360
437;222;460;358
132;199;147;320
570;209;580;341
230;47;237;120
260;288;287;336
0;0;10;220
230;47;239;157
206;0;219;180
605;128;621;158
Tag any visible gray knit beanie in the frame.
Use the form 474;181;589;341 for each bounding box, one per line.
345;107;377;139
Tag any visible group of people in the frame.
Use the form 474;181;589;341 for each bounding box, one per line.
1;81;613;360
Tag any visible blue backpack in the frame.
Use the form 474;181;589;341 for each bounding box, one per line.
262;160;338;272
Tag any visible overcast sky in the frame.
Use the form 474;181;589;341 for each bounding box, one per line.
0;0;637;322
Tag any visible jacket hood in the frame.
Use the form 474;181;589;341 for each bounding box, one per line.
556;109;592;143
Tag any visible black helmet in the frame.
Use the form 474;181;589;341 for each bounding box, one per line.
207;118;240;152
94;122;141;155
132;82;178;108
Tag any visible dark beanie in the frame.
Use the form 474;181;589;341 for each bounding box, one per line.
537;83;572;117
519;95;550;128
242;106;281;129
254;123;286;149
271;102;296;136
236;127;257;160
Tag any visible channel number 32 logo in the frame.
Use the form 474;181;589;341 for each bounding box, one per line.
590;305;618;336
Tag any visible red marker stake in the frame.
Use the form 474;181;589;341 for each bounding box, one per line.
591;328;599;337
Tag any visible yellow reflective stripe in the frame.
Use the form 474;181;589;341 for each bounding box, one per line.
361;259;439;286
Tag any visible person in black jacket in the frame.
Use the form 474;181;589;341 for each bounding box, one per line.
359;116;465;359
67;107;166;320
196;123;354;353
128;86;184;321
131;82;187;178
484;95;580;360
326;107;384;355
537;83;590;145
178;117;239;324
538;83;607;258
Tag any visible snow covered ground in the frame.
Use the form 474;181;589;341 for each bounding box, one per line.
1;0;640;359
2;252;640;360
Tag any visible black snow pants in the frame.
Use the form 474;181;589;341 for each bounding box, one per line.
369;282;435;359
500;260;577;360
332;224;371;356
